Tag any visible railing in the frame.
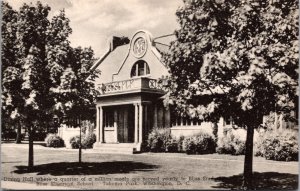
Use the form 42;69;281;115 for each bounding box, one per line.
97;77;165;94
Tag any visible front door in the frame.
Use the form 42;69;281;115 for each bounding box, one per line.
117;105;134;143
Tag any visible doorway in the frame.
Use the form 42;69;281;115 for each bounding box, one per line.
117;105;135;143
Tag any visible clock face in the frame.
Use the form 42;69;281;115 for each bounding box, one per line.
133;37;147;58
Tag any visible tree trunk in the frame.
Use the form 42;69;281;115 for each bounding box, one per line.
15;123;22;144
242;125;255;189
28;126;34;171
79;115;82;164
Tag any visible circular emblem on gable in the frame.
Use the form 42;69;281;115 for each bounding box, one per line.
133;37;147;58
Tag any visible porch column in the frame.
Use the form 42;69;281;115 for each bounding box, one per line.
134;103;139;143
99;106;104;143
144;104;148;135
139;103;143;143
114;110;118;143
154;104;158;128
96;106;100;142
165;109;170;128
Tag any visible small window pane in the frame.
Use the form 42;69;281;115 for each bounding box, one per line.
131;60;150;78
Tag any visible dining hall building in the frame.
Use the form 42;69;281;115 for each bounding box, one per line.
88;30;296;153
87;30;225;153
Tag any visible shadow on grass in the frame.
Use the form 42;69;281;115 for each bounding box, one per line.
13;161;158;176
212;172;298;190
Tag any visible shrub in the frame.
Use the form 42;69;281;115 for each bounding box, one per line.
70;133;96;149
177;136;185;152
69;120;96;149
166;139;179;152
216;130;245;155
70;135;81;149
147;128;171;152
2;129;16;140
81;120;95;134
82;133;96;148
182;137;196;154
34;131;47;141
141;141;150;152
45;134;64;148
183;132;216;155
254;130;298;161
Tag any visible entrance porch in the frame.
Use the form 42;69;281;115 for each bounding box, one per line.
93;77;166;153
94;101;161;153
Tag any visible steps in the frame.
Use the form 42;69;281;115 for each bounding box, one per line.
93;143;140;154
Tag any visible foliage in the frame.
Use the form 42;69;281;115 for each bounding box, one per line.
1;1;99;135
166;139;179;153
69;135;81;149
45;134;64;148
146;128;172;152
182;132;216;155
1;2;22;139
216;130;246;155
82;133;96;148
1;1;99;166
254;130;298;161
34;131;48;141
1;129;17;140
164;1;298;125
166;136;185;153
81;120;95;134
163;0;298;187
177;135;185;152
69;133;96;149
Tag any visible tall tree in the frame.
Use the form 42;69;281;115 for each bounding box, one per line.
1;2;23;143
164;0;298;189
16;2;52;169
1;1;99;169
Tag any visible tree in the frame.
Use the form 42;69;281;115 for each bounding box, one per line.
1;1;99;169
55;46;99;164
1;2;23;143
164;0;298;189
16;2;53;169
52;46;99;124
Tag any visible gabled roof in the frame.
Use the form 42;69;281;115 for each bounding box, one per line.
92;31;176;84
94;44;129;83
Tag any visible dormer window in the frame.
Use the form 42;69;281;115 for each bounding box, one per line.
130;60;150;77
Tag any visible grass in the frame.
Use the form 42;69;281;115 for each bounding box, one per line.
1;143;298;190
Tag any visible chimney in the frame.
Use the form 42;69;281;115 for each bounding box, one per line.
110;36;130;51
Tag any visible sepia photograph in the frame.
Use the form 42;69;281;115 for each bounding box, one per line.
1;0;298;190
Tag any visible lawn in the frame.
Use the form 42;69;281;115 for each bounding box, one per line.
1;143;298;190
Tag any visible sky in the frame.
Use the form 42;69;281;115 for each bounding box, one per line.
6;0;182;57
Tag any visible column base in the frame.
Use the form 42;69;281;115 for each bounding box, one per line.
135;143;142;152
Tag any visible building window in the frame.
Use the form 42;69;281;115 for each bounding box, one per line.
130;60;150;77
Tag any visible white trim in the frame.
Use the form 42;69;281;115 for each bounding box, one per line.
97;101;151;107
98;88;165;97
112;30;168;80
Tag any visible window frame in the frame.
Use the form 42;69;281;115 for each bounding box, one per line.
130;60;150;78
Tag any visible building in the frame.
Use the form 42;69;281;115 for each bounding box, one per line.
89;30;225;153
89;30;297;153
